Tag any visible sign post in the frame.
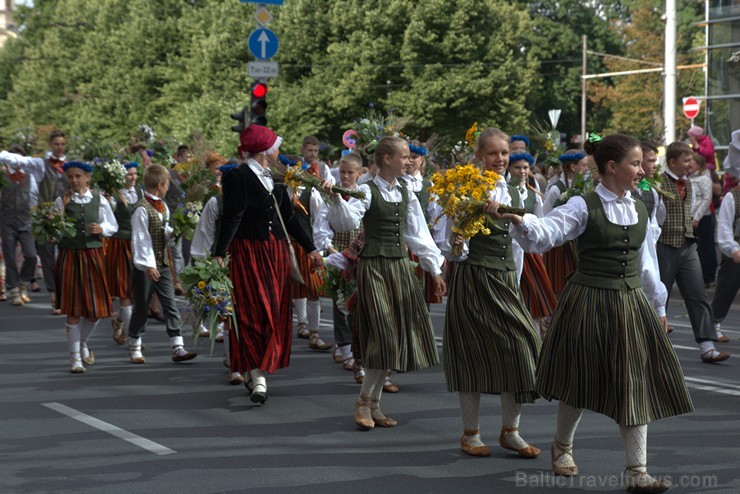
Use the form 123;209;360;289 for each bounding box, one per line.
682;97;701;126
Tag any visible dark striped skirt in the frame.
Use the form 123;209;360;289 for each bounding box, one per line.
105;237;133;299
410;252;443;304
55;247;112;319
521;252;557;319
355;256;439;372
543;240;577;296
536;282;694;425
444;263;541;403
229;235;292;374
290;242;324;299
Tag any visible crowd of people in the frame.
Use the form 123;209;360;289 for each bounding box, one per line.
1;122;739;494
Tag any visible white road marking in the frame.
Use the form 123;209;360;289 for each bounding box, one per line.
42;402;176;456
684;376;740;391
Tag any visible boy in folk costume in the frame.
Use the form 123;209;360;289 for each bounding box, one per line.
657;142;730;363
0;130;69;314
312;153;364;377
54;162;118;373
712;129;740;342
498;134;693;493
127;164;197;364
190;160;244;385
1;144;38;306
107;162;142;345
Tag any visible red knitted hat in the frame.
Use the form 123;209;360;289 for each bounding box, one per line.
237;125;283;156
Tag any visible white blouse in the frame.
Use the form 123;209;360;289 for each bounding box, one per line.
53;189;118;238
717;191;740;258
439;179;524;282
0;150;65;184
688;172;713;221
326;174;444;276
513;184;668;317
312;186;348;254
543;174;567;214
131;192;174;271
190;195;219;260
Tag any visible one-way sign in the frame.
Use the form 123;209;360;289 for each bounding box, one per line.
248;28;279;60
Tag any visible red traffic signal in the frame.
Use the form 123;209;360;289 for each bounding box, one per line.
251;82;268;99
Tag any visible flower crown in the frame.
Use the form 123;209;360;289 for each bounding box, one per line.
408;143;428;157
124;161;139;169
558;152;586;163
509;153;535;166
63;161;93;173
219;163;237;174
511;135;530;148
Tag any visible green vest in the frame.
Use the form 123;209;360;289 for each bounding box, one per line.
58;193;103;250
551;180;567;208
112;188;142;240
463;186;520;272
360;180;408;258
136;199;170;267
522;187;537;214
409;175;432;223
570;192;648;291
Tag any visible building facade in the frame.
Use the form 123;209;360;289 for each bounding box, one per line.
0;0;17;48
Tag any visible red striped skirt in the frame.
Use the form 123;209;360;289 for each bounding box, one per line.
543;240;577;296
290;242;324;299
55;247;112;319
105;237;133;299
521;252;557;319
228;235;292;374
410;252;443;304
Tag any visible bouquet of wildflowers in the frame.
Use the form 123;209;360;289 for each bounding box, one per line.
271;166;365;201
429;164;525;257
320;266;358;314
31;202;77;244
92;159;127;195
180;255;237;352
170;200;203;240
558;172;595;205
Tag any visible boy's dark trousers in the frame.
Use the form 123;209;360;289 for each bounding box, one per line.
128;264;183;339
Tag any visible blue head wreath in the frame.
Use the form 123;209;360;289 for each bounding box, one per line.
558;152;586;163
511;135;531;148
278;154;298;167
62;161;93;173
408;143;428;156
509;153;535;166
124;161;140;169
218;163;238;174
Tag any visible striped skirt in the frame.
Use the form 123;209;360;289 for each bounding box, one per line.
290;242;324;299
55;247;112;319
228;235;292;374
521;252;557;319
410;252;443;304
105;237;133;299
536;282;694;425
543;240;577;296
444;264;541;403
355;256;438;372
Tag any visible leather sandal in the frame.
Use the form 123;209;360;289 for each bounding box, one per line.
111;318;126;345
354;394;375;430
383;375;399;393
296;322;311;339
625;466;671;493
716;334;730;343
701;350;731;363
460;429;491;457
352;362;365;383
308;331;332;350
499;426;541;458
370;398;397;427
551;438;578;476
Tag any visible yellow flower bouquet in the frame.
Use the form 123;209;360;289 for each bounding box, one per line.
429;164;525;256
270;166;365;201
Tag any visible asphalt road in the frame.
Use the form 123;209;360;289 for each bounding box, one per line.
1;286;738;494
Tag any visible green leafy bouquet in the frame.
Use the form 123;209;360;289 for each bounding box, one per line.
180;255;237;353
558;172;595;205
170;200;203;241
92;159;127;195
320;266;358;314
31;202;76;244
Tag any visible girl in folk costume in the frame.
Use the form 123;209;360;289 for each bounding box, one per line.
107;162;141;346
213;125;321;404
312;153;364;375
54;162;118;373
508;153;557;336
289;157;332;351
324;136;446;430
190;161;245;385
442;129;542;459
491;134;692;493
542;151;589;296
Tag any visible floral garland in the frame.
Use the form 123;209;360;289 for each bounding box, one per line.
31;202;77;244
170;200;203;240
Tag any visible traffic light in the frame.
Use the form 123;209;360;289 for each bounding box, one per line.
230;107;248;134
250;82;268;126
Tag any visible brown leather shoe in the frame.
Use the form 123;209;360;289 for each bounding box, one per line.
717;334;730;343
460;429;491;457
111;319;126;345
383;375;399;393
625;467;671;493
370;398;397;427
551;439;578;476
308;332;332;350
354;395;375;430
499;427;541;458
172;350;198;362
701;350;730;363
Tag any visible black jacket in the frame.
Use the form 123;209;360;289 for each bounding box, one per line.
213;163;316;257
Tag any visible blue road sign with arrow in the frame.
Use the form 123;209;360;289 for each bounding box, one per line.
248;28;279;60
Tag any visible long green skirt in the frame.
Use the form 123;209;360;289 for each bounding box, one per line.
444;263;541;403
536;282;694;425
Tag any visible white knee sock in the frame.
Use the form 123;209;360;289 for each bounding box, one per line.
500;392;529;449
459;391;481;431
293;298;307;324
80;319;99;355
66;322;82;364
360;369;385;398
619;424;649;474
556;401;583;446
120;305;133;333
306;299;321;332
